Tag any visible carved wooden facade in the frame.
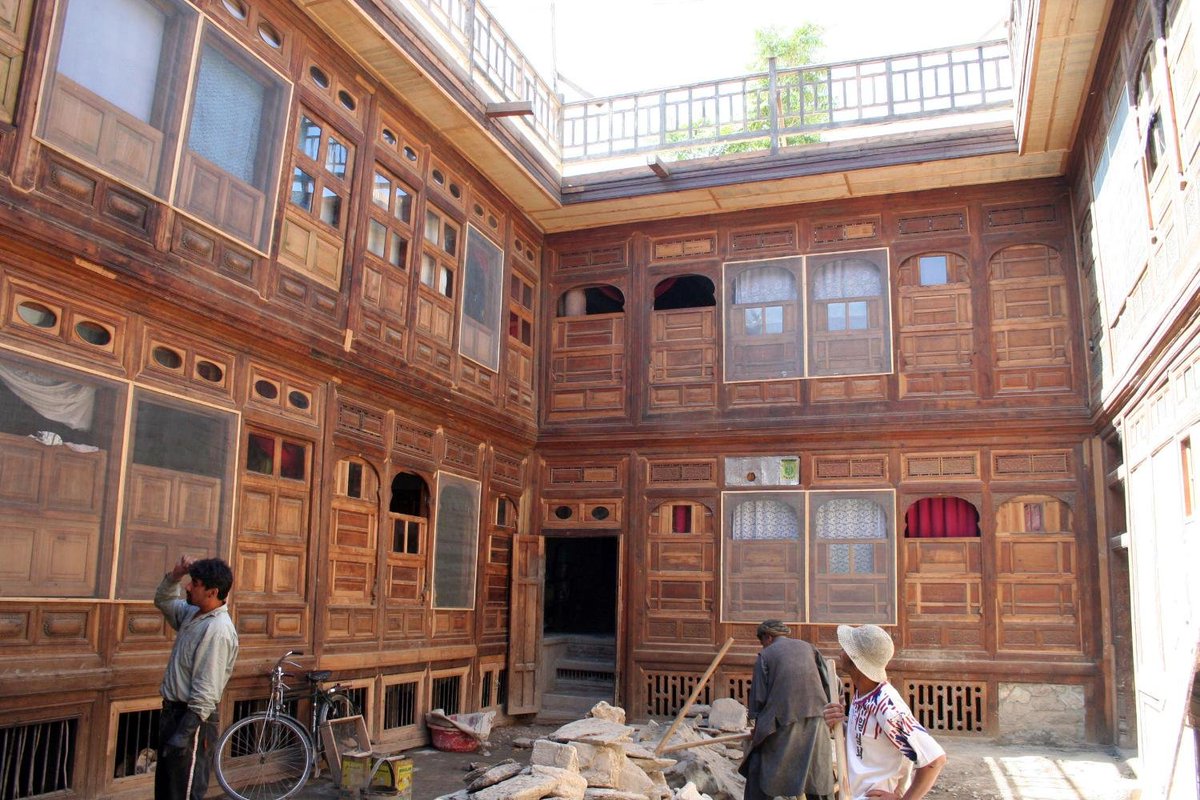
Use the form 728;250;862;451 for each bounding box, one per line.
0;0;1188;794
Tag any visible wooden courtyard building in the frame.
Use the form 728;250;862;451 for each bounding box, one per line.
0;0;1196;796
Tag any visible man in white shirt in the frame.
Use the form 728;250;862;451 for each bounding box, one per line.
822;624;946;800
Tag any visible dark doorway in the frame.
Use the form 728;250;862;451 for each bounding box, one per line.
543;536;617;634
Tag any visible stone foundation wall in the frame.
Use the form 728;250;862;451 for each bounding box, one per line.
998;683;1086;745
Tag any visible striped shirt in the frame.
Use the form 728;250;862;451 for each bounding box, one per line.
154;574;239;721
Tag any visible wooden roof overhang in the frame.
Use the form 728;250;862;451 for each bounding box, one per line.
297;0;1112;235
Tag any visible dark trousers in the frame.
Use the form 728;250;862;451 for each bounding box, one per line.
155;701;218;800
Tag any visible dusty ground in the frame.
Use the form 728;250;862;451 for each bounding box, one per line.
292;723;1140;800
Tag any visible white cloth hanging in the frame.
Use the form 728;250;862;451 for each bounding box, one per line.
0;363;96;431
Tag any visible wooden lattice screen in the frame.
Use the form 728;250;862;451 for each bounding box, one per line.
903;679;987;734
644;670;713;717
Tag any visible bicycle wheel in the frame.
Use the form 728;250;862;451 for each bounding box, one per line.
315;692;357;772
214;713;313;800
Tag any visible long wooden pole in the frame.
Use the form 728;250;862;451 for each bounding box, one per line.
823;657;852;799
656;730;750;755
654;637;734;756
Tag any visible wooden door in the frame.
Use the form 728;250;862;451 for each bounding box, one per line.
507;533;543;714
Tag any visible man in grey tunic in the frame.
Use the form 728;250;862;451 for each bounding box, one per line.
739;619;834;800
154;555;239;800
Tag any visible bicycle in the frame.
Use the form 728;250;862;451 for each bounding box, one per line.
214;650;357;800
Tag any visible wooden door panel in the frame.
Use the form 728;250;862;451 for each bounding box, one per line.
176;475;221;532
44;450;105;514
0;518;35;587
273;493;307;540
240;488;274;537
0;441;42;505
177;153;264;245
507;534;543;714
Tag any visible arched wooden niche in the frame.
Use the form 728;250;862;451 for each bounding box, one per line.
557;284;625;316
901;496;983;651
653;274;715;310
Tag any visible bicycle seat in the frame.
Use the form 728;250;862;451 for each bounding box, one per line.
307;670;332;683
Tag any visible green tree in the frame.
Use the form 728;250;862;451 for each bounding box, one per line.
669;24;828;160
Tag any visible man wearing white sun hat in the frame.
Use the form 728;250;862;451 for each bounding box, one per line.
822;624;946;800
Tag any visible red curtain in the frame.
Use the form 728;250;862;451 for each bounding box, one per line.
672;504;692;533
905;497;979;538
654;277;679;299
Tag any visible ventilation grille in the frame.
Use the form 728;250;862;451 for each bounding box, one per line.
725;672;752;706
113;707;159;779
1;717;77;798
557;667;614;684
903;679;987;734
384;681;418;730
431;675;461;716
644;670;712;717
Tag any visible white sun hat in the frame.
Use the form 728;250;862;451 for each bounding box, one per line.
836;624;894;683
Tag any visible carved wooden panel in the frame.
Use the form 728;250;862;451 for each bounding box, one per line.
651;233;716;262
491;450;524;489
902;452;981;481
246;364;321;425
0;0;31;124
556;242;627;273
994;496;1081;653
809;375;888;403
0;604;97;651
903;539;984;651
38;154;156;238
393;420;436;463
811;454;888;485
729;224;798;254
42;75;164;193
541;498;623;528
336;398;386;445
644;502;715;644
139;327;236;400
727;380;800;406
176;152;265;248
273;270;341;321
897;210;968;237
898;252;976;397
278;209;344;288
984;202;1058;229
549;312;626;418
443;435;481;474
989;244;1073;394
171;217;262;288
649;307;717;413
3;279;127;370
991;449;1072;480
543;460;625;490
811;217;880;247
325;607;378;640
646;459;717;487
0;515;100;597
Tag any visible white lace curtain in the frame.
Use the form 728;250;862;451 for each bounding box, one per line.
731;499;800;540
733;266;797;304
812;259;883;300
815;498;886;539
0;363;96;430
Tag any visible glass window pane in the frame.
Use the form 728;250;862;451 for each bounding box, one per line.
745;307;763;336
319;188;341;227
347;462;363;498
765;305;784;334
432;474;480;609
828;303;846;331
367;220;387;257
406;520;420;554
918;255;948;285
388;235;407;268
521;319;532;345
443;225;457;256
849;301;869;329
297;116;321;160
56;0;172;123
372;173;390;208
246;433;274;473
325;136;348;178
523;283;533;307
280;441;306;480
459;226;505;369
187;44;266;184
0;354;124;599
440;266;454;298
424;211;440;245
394;186;412;223
420;254;436;287
291;168;314;210
721;491;805;622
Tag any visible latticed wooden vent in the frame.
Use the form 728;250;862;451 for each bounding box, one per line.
903;679;987;734
897;211;967;236
644;670;713;717
985;203;1057;228
902;452;980;481
724;672;753;706
652;234;716;261
812;218;879;244
648;459;717;486
992;450;1071;478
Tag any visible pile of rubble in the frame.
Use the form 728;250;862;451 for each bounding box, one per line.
436;699;751;800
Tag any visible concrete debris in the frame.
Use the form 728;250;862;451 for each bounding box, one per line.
443;702;749;800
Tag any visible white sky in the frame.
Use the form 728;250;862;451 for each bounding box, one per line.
484;0;1011;98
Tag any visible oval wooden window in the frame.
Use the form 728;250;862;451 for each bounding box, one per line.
254;379;279;400
257;21;282;48
195;360;224;383
152;346;183;370
74;320;112;346
16;301;57;328
221;0;248;19
309;65;330;89
590;507;610;521
382;128;397;146
337;90;356;111
287;390;311;410
403;146;418;162
554;505;573;520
